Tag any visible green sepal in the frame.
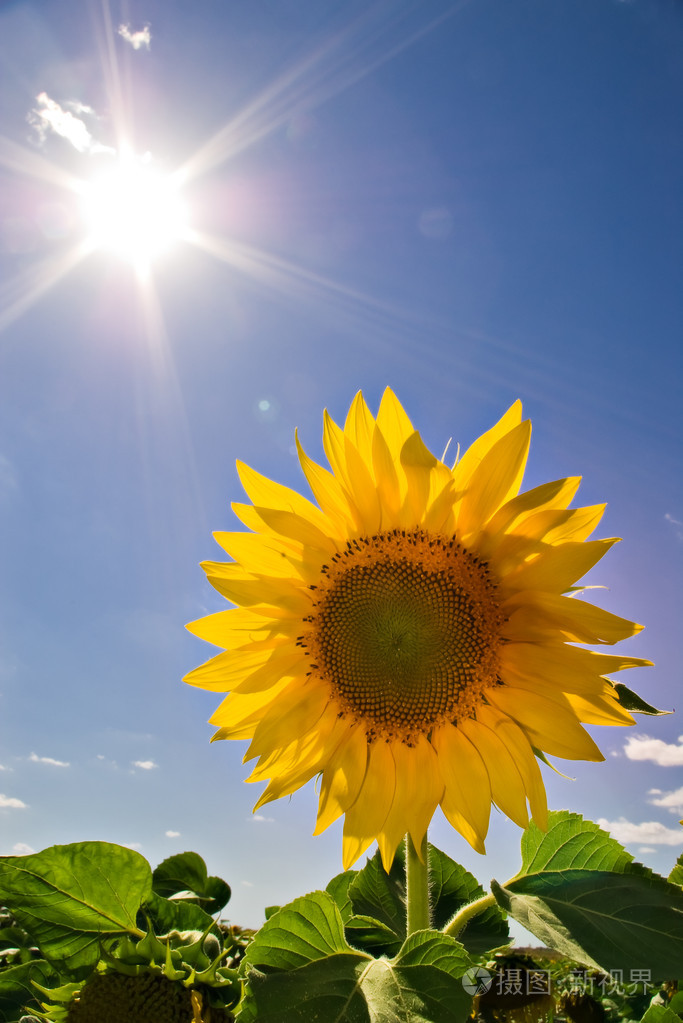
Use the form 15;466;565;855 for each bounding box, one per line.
611;682;671;716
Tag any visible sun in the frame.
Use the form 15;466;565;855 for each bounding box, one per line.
80;154;188;270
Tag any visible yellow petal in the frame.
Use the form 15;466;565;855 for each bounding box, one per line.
245;680;331;760
510;505;606;545
342;740;395;868
452;400;523;494
376;737;443;870
483;476;582;541
186;607;285;648
433;722;491;847
237;460;333;534
375;387;415;461
296;432;355;533
501;538;618;594
501;591;643;645
344;391;376;470
500;642;650;696
457;420;532;538
323;410;381;532
183;648;274;691
477;704;548;829
459;718;529;829
486;685;604;761
315;721;369;834
209;679;294;738
201;562;312;615
566;691;635;727
212;532;308;578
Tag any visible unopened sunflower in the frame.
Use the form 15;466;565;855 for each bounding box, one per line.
185;391;649;869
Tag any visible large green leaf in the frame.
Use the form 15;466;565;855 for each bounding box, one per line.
0;843;151;973
641;1005;682;1023
669;853;683;887
239;890;474;1023
332;845;508;958
346;849;406;944
492;868;683;975
151;851;231;914
427;845;509;954
0;958;59;1022
518;811;647;875
140;890;220;938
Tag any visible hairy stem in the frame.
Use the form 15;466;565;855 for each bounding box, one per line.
405;833;430;935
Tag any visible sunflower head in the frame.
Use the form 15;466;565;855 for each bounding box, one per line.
32;926;239;1023
185;390;650;869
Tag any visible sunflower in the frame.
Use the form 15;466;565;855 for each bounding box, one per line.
185;391;649;870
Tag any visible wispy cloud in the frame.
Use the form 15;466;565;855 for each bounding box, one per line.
165;830;180;838
30;752;70;767
638;847;656;854
649;786;683;815
624;734;683;766
12;842;35;854
118;24;151;50
0;764;12;772
0;794;27;809
251;814;275;823
29;93;114;154
597;816;683;846
665;513;683;541
132;760;158;770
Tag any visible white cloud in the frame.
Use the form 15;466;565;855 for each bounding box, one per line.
241;880;254;887
597;817;683;846
30;752;70;767
132;760;157;770
29;93;114;155
0;764;11;772
623;734;683;766
648;786;683;815
665;514;683;540
13;842;35;854
638;847;657;854
118;24;151;50
0;794;27;809
121;841;142;850
165;830;180;838
251;814;274;823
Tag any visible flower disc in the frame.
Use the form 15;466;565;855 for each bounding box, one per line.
304;530;503;740
185;389;650;868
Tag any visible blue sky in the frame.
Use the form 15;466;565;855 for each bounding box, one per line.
0;0;681;934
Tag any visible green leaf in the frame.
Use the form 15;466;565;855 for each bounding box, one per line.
518;811;647;875
346;849;406;943
343;915;403;957
325;871;357;925
427;845;509;955
492;868;683;975
240;890;475;1022
612;683;671;716
640;1005;683;1023
140;891;219;937
0;958;59;1022
151;851;231;914
0;842;151;974
669;853;683;887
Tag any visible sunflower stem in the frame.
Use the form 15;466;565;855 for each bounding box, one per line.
443;892;496;939
405;833;429;934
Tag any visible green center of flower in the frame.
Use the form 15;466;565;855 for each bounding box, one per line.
304;529;503;740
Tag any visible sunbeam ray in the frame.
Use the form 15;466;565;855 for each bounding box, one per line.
177;0;470;185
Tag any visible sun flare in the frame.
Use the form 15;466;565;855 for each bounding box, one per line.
80;156;188;268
